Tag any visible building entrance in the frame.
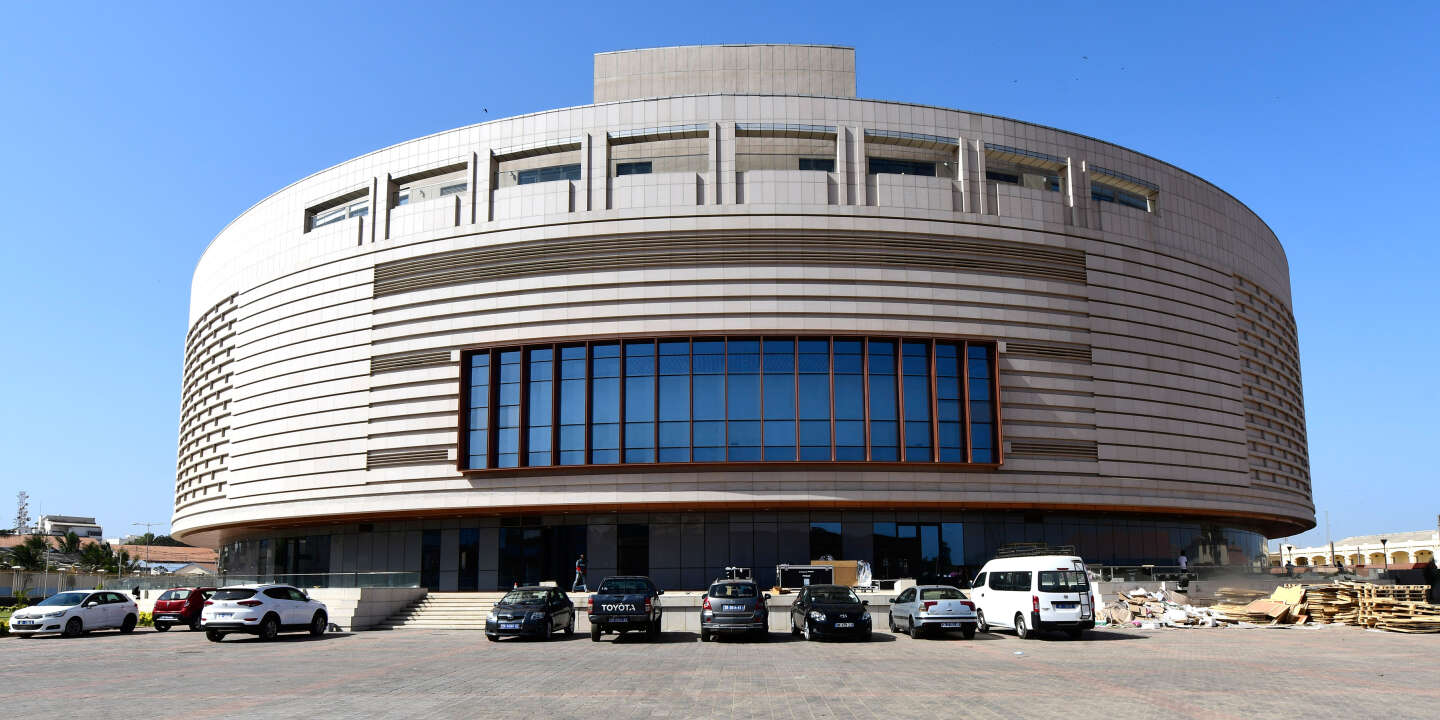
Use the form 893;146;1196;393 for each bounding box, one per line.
499;525;587;588
873;522;966;586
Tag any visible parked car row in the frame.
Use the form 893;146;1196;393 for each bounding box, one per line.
7;583;328;643
487;555;1095;643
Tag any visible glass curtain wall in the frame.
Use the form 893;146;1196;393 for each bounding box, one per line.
463;336;999;469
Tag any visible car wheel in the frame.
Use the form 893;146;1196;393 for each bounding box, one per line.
887;614;897;632
206;630;226;643
542;619;553;641
976;610;989;634
962;626;977;640
908;616;922;639
803;619;813;641
120;614;137;634
63;617;83;638
486;633;498;642
154;624;171;632
647;619;660;640
258;615;280;641
754;628;769;642
590;625;601;642
310;612;327;637
1066;629;1084;641
565;616;575;635
1014;613;1031;640
700;628;711;642
791;617;800;637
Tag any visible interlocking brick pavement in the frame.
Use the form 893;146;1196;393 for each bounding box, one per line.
5;624;1437;718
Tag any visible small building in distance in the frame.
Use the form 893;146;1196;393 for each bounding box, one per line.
38;515;103;538
1270;529;1438;568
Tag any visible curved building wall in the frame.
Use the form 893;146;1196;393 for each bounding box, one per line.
175;46;1311;586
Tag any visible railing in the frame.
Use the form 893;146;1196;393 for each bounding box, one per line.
2;571;420;599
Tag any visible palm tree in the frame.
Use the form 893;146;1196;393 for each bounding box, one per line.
78;541;115;572
5;534;51;571
58;531;82;554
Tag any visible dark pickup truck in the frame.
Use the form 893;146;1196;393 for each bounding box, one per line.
587;575;664;641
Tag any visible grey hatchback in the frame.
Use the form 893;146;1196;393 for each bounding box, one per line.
888;585;978;639
700;580;770;641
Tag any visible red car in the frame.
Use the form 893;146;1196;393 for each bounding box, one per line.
152;587;216;632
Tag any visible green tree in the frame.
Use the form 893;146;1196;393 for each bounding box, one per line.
5;534;51;571
76;542;139;574
58;531;82;554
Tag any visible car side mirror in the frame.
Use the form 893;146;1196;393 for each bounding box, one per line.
890;596;899;603
763;594;772;601
861;600;869;606
84;601;97;608
656;589;664;595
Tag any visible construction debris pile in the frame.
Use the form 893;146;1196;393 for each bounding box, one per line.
1098;587;1222;628
1211;582;1440;633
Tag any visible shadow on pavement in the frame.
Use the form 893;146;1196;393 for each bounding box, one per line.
216;632;356;644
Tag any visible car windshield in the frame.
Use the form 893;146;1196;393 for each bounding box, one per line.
211;589;258;601
502;590;548;604
158;589;192;601
38;592;90;607
597;579;651;594
709;583;757;598
920;587;964;601
1038;571;1089;593
811;588;860;604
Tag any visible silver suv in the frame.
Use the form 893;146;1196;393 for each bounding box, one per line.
700;580;770;642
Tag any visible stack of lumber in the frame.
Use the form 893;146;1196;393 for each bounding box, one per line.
1214;584;1308;625
1213;587;1269;605
1101;587;1216;627
1362;600;1440;633
1300;584;1359;625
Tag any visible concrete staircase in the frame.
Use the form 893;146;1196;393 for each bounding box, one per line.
374;592;506;630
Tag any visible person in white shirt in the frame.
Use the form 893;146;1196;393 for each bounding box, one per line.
1177;553;1188;571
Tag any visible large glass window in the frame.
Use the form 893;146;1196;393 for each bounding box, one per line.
692;339;726;462
867;340;899;461
868;157;936;176
467;353;490;468
558;346;587;465
726;339;761;461
515;163;581;185
658;340;690;463
936;343;965;462
810;522;843;560
834;339;866;461
968;344;997;463
762;339;795;461
902;341;932;462
797;339;831;461
462;336;999;470
527;348;553;466
590;343;621;464
624;340;656;463
497;350;522;468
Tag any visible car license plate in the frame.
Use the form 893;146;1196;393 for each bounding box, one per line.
157;615;178;621
834;622;854;628
611;617;628;622
723;604;745;612
500;623;520;630
942;622;965;628
215;612;232;618
1054;602;1077;609
14;621;36;627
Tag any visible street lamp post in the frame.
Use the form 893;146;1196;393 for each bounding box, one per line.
1381;538;1389;572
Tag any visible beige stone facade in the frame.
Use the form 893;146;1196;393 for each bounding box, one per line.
173;46;1311;585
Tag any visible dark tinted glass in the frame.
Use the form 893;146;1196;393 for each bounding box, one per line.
211;589;257;601
597;578;653;595
708;583;758;598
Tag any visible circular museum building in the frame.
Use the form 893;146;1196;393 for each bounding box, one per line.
174;45;1313;590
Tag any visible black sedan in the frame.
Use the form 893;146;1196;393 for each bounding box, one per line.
789;584;871;641
485;587;575;641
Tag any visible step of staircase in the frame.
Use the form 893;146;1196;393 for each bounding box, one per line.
375;591;512;631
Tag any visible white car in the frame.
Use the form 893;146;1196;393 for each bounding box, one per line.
200;583;329;642
970;554;1095;639
7;590;139;638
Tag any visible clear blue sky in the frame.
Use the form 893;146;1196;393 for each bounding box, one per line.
1;2;1435;549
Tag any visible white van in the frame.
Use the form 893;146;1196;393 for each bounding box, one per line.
969;555;1094;639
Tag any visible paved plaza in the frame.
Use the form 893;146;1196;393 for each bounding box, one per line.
5;625;1436;718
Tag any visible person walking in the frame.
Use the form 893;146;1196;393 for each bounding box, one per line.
572;554;588;592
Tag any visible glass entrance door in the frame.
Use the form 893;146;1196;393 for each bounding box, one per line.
873;522;966;586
